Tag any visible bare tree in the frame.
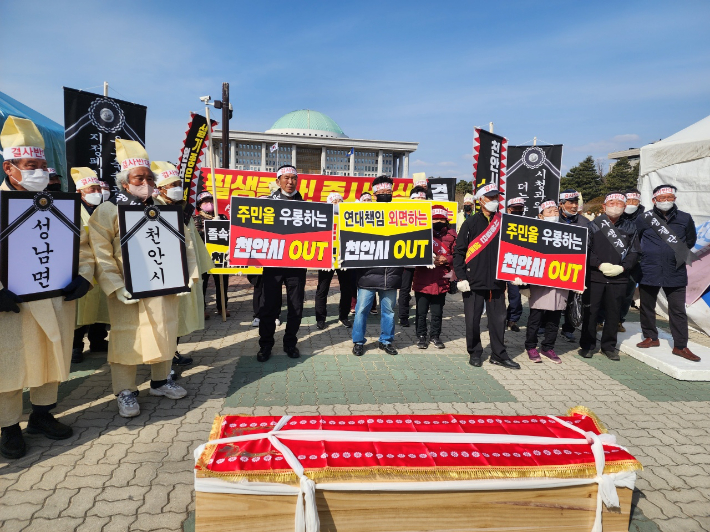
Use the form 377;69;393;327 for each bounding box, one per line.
595;158;606;182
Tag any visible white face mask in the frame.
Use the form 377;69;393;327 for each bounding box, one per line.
624;204;638;215
84;192;103;205
655;201;674;212
166;186;184;201
12;165;49;192
543;216;557;222
605;206;624;217
102;189;111;201
483;199;499;212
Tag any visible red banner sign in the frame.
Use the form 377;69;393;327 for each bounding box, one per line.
496;214;588;291
202;169;413;216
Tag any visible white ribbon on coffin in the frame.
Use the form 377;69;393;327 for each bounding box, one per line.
193;415;637;532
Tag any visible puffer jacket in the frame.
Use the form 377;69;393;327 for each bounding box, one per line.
636;204;696;287
453;211;505;291
413;227;456;295
356;267;403;291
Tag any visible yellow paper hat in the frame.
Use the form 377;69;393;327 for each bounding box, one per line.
412;172;427;187
151;161;180;187
115;139;150;171
1;116;46;160
71;167;100;190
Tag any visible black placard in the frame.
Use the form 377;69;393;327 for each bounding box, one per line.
504;145;563;217
63;87;147;194
428;178;456;202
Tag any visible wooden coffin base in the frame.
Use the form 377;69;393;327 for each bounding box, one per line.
196;484;633;532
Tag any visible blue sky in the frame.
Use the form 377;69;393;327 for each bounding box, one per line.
1;0;709;178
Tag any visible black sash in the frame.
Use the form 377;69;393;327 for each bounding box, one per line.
641;210;695;268
594;214;630;259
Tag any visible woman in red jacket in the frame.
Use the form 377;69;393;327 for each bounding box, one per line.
413;206;457;349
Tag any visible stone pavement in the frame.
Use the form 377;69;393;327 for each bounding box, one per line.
2;274;710;532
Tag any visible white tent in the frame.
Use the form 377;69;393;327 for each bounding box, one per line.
639;114;710;335
639;114;710;225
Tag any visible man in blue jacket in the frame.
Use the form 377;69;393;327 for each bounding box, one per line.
636;184;699;361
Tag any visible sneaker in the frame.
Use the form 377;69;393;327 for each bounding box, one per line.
339;318;352;328
0;424;26;459
417;336;428;349
71;347;84;364
541;349;562;364
430;337;445;349
527;348;542;363
507;321;520;332
173;352;193;366
26;412;73;440
117;390;140;418
618;322;626;333
149;378;187;399
579;348;594;359
251;317;260;327
370;308;378;315
275;318;282;326
561;331;576;343
316;320;326;330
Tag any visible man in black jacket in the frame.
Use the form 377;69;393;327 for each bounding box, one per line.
579;191;639;360
257;165;307;362
558;189;590;342
453;184;519;369
636;184;699;361
351;175;403;356
617;188;646;328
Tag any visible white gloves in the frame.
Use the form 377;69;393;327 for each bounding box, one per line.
599;263;624;277
457;280;471;292
511;277;524;286
116;289;139;305
426;264;436;269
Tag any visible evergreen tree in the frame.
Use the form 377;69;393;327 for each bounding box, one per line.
602;157;639;194
563;156;602;200
456;179;473;195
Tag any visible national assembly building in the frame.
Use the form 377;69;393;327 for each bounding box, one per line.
211;109;418;178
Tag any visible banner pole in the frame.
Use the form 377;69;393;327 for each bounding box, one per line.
489;122;494;133
103;82;108;97
204;103;228;322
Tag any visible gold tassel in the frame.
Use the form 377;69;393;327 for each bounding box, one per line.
565;406;608;434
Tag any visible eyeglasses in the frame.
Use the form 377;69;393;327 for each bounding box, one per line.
655;195;675;202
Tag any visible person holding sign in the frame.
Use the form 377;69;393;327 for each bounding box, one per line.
504;197;526;333
579;191;639;361
453;183;520;369
635;185;699;361
256;165;308;362
153;161;214;365
0;117;94;459
351;175;404;357
519;199;568;364
88;140;198;418
70;167;110;364
413;205;456;349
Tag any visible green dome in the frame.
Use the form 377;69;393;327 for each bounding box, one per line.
266;109;347;138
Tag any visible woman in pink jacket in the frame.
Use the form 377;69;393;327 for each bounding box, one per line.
413;206;457;349
514;199;568;364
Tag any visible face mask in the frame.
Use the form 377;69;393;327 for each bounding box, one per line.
483;200;498;212
333;204;340;215
280;188;297;197
543;216;557;222
12;165;49;192
46;182;62;192
624;205;638;215
463;205;473;213
510;209;524;216
376;194;392;203
605;206;624;217
562;207;577;217
655;201;674;212
166;186;184;201
128;182;154;201
200;202;214;214
84;192;103;206
433;222;447;232
102;189;111;201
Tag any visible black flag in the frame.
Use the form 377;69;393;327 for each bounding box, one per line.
504;145;563;217
63;87;147;193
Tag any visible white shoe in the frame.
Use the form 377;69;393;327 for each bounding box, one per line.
251;317;260;327
149;377;187;399
275;318;282;326
117;390;140;418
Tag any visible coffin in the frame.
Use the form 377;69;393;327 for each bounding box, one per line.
193;407;641;532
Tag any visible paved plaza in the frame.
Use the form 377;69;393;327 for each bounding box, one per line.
1;275;710;532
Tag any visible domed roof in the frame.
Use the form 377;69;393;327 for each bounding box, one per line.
266;109;347;138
